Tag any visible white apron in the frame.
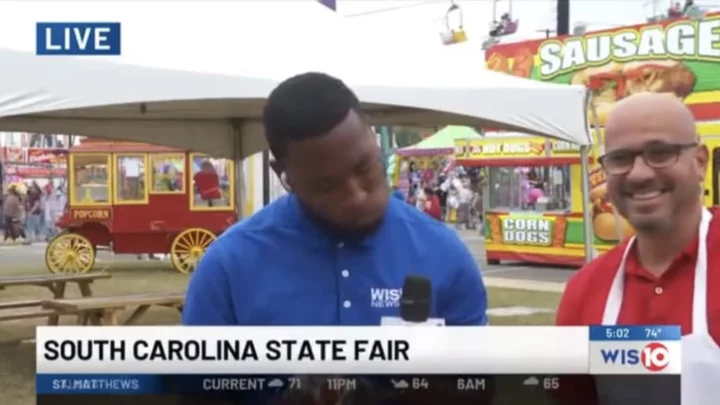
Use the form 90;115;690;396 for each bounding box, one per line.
597;209;720;405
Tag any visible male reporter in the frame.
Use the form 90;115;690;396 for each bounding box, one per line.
555;93;720;405
183;73;488;327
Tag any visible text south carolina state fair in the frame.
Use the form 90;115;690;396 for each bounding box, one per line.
42;338;411;362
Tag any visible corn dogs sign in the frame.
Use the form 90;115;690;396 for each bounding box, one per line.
501;217;553;246
485;13;720;126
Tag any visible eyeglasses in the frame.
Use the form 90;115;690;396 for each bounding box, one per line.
598;142;698;175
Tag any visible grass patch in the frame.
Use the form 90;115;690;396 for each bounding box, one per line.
487;287;559;325
0;263;559;405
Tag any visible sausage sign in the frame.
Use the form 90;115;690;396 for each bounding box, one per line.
538;19;720;79
485;12;720;127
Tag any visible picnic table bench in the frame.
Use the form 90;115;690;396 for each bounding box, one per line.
42;292;185;325
0;273;111;323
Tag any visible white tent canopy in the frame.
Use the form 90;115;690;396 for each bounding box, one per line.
0;1;591;161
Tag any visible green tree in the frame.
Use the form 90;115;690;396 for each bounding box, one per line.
394;127;423;148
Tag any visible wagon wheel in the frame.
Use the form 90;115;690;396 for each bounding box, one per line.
45;233;96;274
170;228;216;274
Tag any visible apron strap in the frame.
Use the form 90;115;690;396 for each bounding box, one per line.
602;237;635;325
691;209;712;334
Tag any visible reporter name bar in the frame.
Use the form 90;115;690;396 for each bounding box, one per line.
36;326;588;374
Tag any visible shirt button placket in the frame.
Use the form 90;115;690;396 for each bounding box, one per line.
337;241;352;324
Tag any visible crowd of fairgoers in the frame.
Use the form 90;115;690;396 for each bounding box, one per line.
396;166;484;231
1;180;66;244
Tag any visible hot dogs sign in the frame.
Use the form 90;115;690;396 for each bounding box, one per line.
486;14;720;126
454;138;580;159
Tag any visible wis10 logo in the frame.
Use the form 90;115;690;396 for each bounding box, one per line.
601;342;670;372
36;22;121;55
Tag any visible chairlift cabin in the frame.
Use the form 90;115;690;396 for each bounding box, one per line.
45;140;236;275
481;0;519;50
438;1;468;45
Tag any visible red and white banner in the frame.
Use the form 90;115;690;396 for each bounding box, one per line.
27;148;67;165
1;146;25;163
4;165;66;177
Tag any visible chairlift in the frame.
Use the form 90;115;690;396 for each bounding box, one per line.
573;22;587;37
487;0;518;38
685;4;707;19
481;0;519;50
438;1;467;45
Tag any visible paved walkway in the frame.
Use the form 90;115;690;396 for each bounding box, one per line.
454;228;571;293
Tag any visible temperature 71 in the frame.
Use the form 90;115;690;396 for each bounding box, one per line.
287;377;302;390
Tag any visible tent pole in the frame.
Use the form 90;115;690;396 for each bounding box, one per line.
262;149;270;206
232;123;245;220
581;96;600;263
580;145;594;262
379;126;393;173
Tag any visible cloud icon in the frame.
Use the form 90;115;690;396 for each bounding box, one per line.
268;378;285;388
523;377;539;386
391;379;409;389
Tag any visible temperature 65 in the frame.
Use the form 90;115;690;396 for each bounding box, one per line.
543;377;559;391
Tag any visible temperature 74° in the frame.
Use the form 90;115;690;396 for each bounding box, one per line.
645;327;662;339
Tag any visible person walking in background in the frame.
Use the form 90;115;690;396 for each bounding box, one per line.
422;187;442;221
44;184;66;241
407;184;417;207
193;160;221;207
456;180;473;229
414;183;427;211
446;186;459;223
2;185;23;243
467;187;480;230
25;182;45;243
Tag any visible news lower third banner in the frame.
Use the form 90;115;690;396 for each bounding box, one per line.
35;326;681;382
588;325;682;375
35;374;681;405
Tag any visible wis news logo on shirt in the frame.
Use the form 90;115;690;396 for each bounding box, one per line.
36;22;121;55
370;288;402;308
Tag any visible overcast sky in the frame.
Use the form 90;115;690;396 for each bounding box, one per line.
335;0;720;52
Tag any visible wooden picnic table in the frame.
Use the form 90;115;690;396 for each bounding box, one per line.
42;292;185;325
0;273;112;323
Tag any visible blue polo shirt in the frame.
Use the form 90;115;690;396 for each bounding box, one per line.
183;194;487;326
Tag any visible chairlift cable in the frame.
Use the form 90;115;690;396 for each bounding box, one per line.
342;0;447;18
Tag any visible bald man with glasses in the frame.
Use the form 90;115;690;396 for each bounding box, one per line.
555;93;720;405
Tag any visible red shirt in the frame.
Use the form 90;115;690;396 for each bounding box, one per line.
424;196;442;220
555;207;720;403
193;171;221;200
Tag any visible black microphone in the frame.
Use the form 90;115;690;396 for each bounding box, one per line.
399;275;432;323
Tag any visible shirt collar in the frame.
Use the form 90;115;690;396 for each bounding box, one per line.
286;193;394;248
625;229;698;279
